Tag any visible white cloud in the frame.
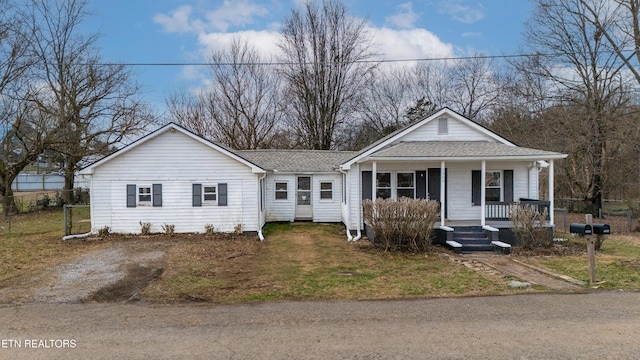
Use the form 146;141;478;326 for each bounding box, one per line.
153;0;269;34
438;1;484;24
153;5;196;33
385;2;419;29
370;27;454;60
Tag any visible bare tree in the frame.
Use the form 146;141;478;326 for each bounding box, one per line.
0;0;47;213
579;0;640;85
448;55;503;122
23;0;152;203
277;0;377;150
168;39;283;150
521;0;635;214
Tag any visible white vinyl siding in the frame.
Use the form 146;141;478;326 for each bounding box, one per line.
400;115;495;142
312;174;342;222
88;130;259;233
264;175;295;222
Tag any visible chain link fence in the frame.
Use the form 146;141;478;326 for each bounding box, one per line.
1;188;90;234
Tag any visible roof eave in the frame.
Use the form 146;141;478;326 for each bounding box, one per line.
362;154;568;162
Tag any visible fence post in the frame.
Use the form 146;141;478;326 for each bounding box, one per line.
627;209;633;232
63;204;68;236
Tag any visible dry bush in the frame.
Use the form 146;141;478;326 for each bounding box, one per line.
510;204;550;250
363;198;440;253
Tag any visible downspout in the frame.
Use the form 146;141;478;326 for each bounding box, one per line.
353;163;362;241
339;168;353;241
257;172;266;241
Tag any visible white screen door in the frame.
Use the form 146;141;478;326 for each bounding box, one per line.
295;176;312;220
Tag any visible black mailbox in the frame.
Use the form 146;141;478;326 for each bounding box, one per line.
570;223;592;235
592;224;610;235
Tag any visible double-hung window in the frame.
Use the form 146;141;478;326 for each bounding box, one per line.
320;182;333;200
376;173;391;199
138;186;152;204
203;185;217;203
396;173;415;199
485;171;501;202
275;182;288;200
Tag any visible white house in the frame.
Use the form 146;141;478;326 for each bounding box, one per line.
79;108;567;248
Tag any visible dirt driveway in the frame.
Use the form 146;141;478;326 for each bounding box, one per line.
0;241;166;304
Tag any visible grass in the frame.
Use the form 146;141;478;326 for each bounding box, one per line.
520;235;640;289
5;210;640;304
147;222;515;303
0;209;107;285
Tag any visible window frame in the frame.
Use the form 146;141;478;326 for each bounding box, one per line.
320;181;333;201
137;185;152;206
275;181;288;200
396;172;415;199
203;184;218;205
376;172;392;199
485;171;502;202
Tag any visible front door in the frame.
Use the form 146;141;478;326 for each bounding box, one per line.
295;176;313;220
428;168;448;218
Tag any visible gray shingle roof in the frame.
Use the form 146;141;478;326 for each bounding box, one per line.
238;149;356;172
368;141;566;159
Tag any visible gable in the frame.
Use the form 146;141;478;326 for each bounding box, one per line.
397;114;496;143
341;108;518;168
80;123;265;176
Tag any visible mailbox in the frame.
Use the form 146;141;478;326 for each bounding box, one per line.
570;223;592;235
592;224;610;235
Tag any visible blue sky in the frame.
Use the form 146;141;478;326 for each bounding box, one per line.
84;0;533;114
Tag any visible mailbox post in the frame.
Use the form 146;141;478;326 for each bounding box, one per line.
585;214;597;285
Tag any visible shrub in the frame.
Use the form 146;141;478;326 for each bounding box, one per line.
204;224;215;235
233;223;242;236
97;226;110;236
363;198;440;253
509;204;550;250
139;221;152;235
161;224;175;236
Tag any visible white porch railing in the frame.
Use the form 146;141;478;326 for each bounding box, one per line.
486;200;551;221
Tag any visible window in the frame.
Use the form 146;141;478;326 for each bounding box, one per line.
438;117;448;135
275;182;288;200
376;172;391;199
396;173;415;199
193;183;226;207
138;186;151;203
320;182;333;200
127;184;162;207
485;171;501;201
203;185;217;202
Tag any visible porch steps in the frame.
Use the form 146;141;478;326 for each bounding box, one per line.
449;226;495;253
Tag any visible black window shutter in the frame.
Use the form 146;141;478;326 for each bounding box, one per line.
192;184;202;207
472;170;481;206
127;184;136;208
218;183;228;206
504;170;514;203
361;171;372;200
152;184;162;207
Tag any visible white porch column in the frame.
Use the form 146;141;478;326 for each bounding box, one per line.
549;160;555;226
481;160;486;226
372;161;377;201
440;161;446;227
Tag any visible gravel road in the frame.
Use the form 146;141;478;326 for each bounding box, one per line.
1;291;639;359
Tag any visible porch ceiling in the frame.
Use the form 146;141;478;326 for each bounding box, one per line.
364;141;567;161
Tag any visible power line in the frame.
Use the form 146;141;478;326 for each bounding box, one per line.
91;52;556;67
